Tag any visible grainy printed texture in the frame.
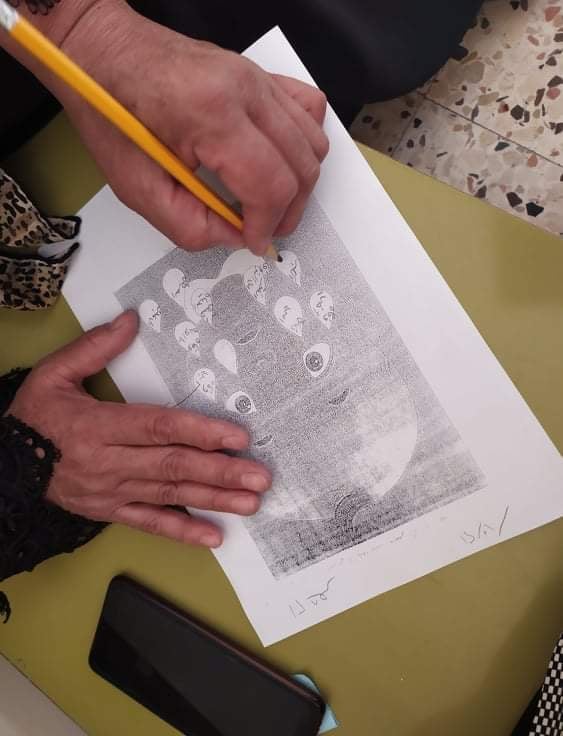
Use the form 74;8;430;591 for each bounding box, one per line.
116;198;485;578
352;0;563;236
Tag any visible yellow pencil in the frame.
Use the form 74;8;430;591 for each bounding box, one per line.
0;0;280;261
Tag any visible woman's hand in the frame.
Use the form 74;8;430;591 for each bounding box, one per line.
54;0;329;254
7;311;271;548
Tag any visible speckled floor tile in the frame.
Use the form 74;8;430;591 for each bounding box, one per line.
394;99;563;235
350;94;424;155
426;0;563;160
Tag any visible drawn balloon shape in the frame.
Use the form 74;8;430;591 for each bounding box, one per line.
243;263;268;305
186;282;214;325
174;321;200;357
309;290;335;329
163;268;188;307
139;299;162;333
213;339;238;375
276;250;301;286
194;368;216;402
274;296;304;337
218;249;263;280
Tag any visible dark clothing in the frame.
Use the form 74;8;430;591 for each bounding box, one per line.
0;370;105;587
1;0;483;155
138;0;483;120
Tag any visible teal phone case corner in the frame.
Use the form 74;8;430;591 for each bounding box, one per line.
293;673;339;734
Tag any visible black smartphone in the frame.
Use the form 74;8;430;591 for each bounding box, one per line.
89;576;326;736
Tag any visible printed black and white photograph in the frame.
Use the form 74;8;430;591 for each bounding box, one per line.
116;197;486;578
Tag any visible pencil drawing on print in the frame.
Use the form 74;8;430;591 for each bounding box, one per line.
116;196;485;578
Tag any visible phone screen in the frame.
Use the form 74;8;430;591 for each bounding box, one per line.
89;577;324;736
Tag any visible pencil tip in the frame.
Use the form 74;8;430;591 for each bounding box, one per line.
277;254;283;263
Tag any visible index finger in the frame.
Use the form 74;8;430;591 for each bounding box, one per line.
96;403;249;451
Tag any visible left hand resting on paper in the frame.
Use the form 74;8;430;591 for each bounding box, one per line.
7;312;272;547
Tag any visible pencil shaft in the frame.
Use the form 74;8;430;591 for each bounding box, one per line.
1;3;279;260
8;8;241;228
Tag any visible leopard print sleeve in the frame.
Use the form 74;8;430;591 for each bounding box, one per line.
0;168;80;310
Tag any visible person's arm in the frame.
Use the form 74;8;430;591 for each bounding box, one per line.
0;368;105;584
0;0;329;254
1;0;107;86
3;311;271;565
4;1;99;51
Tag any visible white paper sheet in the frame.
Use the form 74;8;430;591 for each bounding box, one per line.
63;28;563;646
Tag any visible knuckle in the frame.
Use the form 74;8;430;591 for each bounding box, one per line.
143;514;163;537
77;445;113;479
195;424;215;452
150;413;176;446
301;158;320;187
234;67;256;97
160;449;185;481
210;490;225;512
267;172;299;208
315;89;328;109
200;78;234;116
157;482;180;507
220;463;238;488
114;477;133;497
316;131;330;159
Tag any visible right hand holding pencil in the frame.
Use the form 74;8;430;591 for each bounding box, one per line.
52;1;329;255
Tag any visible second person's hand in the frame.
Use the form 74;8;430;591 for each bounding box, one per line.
53;0;329;255
8;311;272;548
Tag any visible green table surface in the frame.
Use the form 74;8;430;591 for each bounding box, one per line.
0;115;561;736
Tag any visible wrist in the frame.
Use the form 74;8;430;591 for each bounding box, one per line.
55;0;140;110
0;0;131;100
7;0;104;46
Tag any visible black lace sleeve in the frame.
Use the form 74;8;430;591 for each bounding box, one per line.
0;370;106;621
0;368;31;415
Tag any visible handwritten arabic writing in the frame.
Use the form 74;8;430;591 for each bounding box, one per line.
460;505;509;545
289;577;336;618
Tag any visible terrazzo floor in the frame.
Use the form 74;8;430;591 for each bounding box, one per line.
351;0;563;236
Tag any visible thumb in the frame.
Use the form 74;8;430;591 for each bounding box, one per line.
42;311;139;386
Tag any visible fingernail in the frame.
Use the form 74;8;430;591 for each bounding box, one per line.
110;312;130;331
200;532;221;548
249;240;269;256
241;473;270;492
222;434;248;450
231;494;259;514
